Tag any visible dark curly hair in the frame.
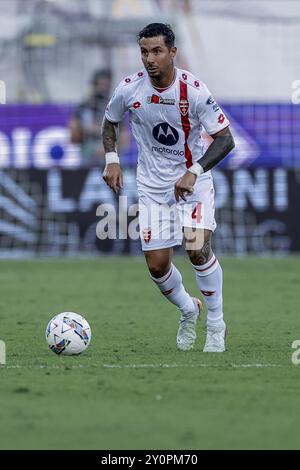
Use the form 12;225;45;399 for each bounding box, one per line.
137;23;175;49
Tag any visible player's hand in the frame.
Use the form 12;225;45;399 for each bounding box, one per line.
102;163;123;194
174;171;197;202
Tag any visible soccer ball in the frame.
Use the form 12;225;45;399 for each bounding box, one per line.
46;312;91;355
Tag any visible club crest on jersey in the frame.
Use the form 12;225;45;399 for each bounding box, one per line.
142;228;151;244
179;99;189;117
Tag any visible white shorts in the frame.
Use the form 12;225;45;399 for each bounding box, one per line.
138;174;216;251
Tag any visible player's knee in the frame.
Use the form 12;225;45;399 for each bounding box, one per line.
148;263;170;279
145;256;171;278
187;247;211;266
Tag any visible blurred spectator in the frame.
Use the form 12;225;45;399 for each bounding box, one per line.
70;69;129;166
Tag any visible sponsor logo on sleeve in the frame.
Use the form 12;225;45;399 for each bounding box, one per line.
206;95;219;112
206;95;215;105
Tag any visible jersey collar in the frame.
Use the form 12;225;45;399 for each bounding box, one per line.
148;67;178;94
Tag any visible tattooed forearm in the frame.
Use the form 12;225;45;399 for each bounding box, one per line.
197;127;235;172
101;117;119;153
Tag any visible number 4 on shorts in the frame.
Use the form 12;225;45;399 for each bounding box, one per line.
191;202;202;223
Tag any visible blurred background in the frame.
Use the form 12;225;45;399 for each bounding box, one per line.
0;0;299;257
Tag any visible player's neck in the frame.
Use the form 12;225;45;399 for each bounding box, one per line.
150;67;176;91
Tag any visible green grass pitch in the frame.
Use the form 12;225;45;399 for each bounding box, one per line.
0;256;299;450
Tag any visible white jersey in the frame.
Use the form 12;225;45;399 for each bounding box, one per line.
105;67;229;193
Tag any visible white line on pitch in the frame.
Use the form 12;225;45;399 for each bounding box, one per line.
2;365;85;369
1;363;283;370
103;363;283;369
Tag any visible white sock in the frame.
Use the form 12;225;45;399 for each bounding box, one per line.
150;263;195;315
193;254;225;327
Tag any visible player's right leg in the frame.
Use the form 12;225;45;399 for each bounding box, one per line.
144;248;202;351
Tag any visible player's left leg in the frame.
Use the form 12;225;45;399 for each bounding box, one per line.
179;174;226;352
139;191;201;351
184;228;226;352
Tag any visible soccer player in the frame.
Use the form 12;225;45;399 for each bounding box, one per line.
102;23;235;352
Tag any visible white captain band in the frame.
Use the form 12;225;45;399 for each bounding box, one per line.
105;152;120;165
188;162;204;177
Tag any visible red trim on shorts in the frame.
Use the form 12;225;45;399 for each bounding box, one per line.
179;80;193;169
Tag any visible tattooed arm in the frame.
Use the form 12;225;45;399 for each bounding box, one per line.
196;127;235;172
175;127;235;202
101;117;123;193
102;117;119;153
